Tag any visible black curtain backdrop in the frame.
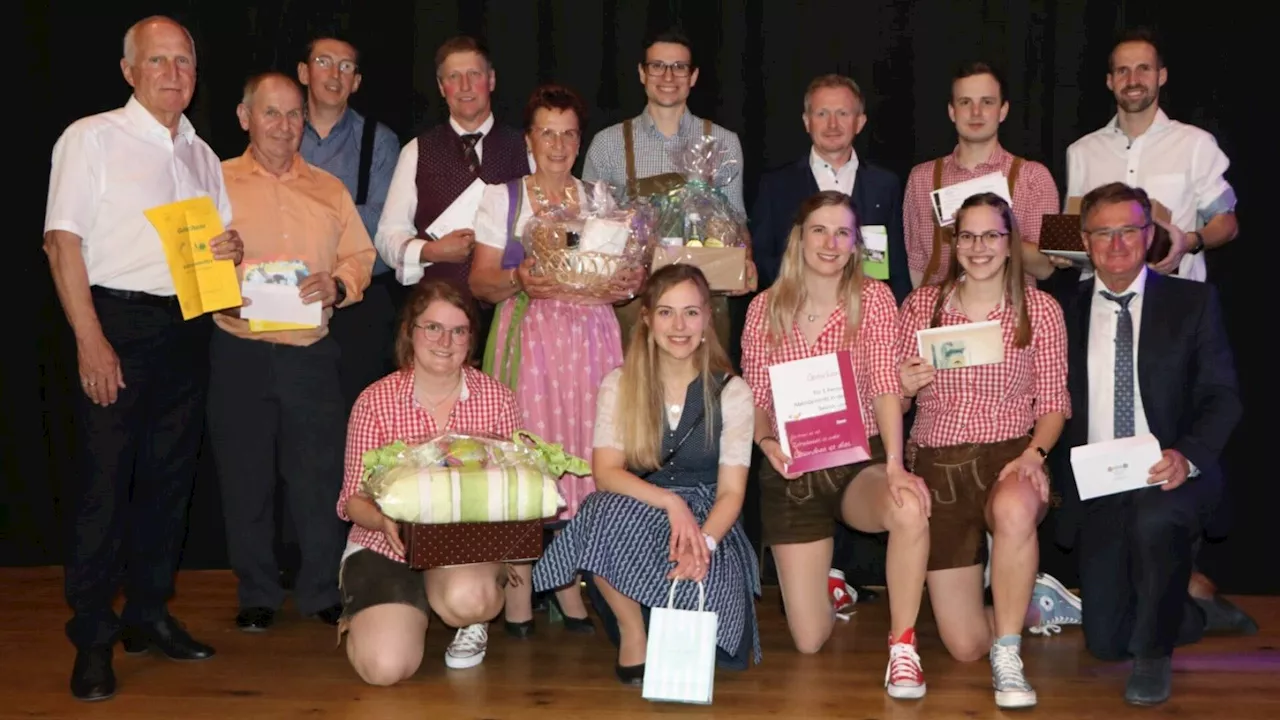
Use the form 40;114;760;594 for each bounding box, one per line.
10;0;1272;593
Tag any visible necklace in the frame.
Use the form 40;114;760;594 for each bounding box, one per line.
418;375;463;413
531;178;575;212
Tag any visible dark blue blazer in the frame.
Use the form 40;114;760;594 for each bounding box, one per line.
748;156;910;303
1051;272;1242;550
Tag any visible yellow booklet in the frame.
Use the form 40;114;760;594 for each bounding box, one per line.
143;197;243;320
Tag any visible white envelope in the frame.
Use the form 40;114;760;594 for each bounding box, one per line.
579;217;630;256
239;282;322;327
931;172;1014;226
426;178;487;240
1070;433;1165;501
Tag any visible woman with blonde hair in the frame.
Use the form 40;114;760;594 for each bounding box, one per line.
534;264;761;684
896;192;1070;709
742;190;931;699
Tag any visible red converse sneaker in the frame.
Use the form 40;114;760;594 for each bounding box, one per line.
828;569;856;620
885;628;926;699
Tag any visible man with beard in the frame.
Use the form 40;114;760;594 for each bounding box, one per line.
1063;27;1252;635
1066;28;1239;282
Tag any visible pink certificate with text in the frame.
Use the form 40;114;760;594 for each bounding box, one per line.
767;351;870;474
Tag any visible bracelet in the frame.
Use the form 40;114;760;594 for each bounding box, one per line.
756;435;778;448
703;533;717;553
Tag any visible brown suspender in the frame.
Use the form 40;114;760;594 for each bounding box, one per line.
922;156;1024;284
622;117;713;198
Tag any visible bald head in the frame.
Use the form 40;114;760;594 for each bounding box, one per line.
241;71;303;107
123;16;196;67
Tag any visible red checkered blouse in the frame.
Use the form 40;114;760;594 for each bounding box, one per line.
338;366;521;563
896;283;1071;448
741;279;901;441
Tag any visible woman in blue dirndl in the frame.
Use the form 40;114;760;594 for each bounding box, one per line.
533;264;761;685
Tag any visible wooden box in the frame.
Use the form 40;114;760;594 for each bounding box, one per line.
399;519;544;570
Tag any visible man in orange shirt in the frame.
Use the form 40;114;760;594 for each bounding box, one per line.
209;72;375;633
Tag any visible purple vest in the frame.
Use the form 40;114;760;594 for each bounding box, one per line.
412;122;528;301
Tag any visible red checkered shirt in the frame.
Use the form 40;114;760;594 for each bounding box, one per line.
338;366;522;563
896;283;1071;448
741;279;901;441
903;144;1060;285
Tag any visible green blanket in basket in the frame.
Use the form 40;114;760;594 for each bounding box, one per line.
372;464;565;525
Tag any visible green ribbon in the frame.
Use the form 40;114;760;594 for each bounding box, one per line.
514;430;591;477
482;292;531;391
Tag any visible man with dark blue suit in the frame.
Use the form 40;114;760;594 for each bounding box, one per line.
1054;182;1251;706
749;74;907;612
749;74;910;303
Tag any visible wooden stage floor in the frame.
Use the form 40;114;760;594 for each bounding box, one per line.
1;567;1277;719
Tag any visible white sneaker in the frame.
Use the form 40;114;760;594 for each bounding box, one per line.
990;641;1037;708
445;623;488;669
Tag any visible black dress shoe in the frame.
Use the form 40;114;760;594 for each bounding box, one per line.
504;619;535;638
1195;594;1259;635
70;648;116;702
853;585;879;603
1125;656;1172;706
236;607;275;632
615;662;645;686
548;595;596;634
122;616;215;661
312;604;343;626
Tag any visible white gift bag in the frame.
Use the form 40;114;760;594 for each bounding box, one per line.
642;579;718;705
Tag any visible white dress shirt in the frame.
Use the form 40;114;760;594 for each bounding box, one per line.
1066;109;1237;283
809;146;858;195
473;178;587;251
43;95;232;296
375;114;536;285
1086;266;1197;475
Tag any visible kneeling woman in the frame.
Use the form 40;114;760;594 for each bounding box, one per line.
336;280;523;684
533;264;761;684
896;193;1070;709
743;190;931;699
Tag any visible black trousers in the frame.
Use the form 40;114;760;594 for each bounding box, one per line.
327;275;398;411
206;330;348;615
64;289;209;650
1078;477;1218;661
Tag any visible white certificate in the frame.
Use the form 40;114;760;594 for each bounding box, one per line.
916;320;1004;369
931;172;1014;227
239;281;322;327
426;178;487;240
1070;433;1165;501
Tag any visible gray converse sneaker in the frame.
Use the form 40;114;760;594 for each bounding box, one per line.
990;641;1037;708
445;623;488;669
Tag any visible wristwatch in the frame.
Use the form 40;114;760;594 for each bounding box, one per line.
703;533;717;553
1032;445;1048;461
334;278;348;306
1187;231;1204;255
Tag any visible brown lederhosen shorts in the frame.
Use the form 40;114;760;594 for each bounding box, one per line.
907;435;1039;571
760;435;887;547
338;548;430;627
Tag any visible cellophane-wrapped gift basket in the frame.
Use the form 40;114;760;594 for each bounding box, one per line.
360;430;589;569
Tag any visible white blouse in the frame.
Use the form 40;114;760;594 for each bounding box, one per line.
593;368;754;468
474;177;588;251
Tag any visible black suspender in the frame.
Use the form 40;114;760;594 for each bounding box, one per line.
355;117;378;206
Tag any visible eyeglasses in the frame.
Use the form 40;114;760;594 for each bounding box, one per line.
1083;224;1150;244
313;56;357;75
532;126;581;145
415;321;471;345
956;230;1009;247
643;61;693;77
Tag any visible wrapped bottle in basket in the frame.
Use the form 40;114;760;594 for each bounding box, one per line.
521;179;658;299
648;136;749;292
359;430;590;569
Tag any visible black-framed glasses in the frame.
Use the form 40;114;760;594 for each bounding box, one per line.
642;61;693;77
415;321;471;345
1083;224;1150;244
956;230;1009;247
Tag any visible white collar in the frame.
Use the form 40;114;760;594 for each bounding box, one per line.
449;113;495;138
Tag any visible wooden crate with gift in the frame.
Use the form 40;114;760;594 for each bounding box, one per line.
647;136;750;293
359;430;589;570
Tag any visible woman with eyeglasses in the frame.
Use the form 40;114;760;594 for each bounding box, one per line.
895;192;1070;710
336;280;523;683
469;84;642;637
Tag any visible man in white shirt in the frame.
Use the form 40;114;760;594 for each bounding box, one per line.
42;15;243;702
1054;183;1248;706
1065;28;1239;283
